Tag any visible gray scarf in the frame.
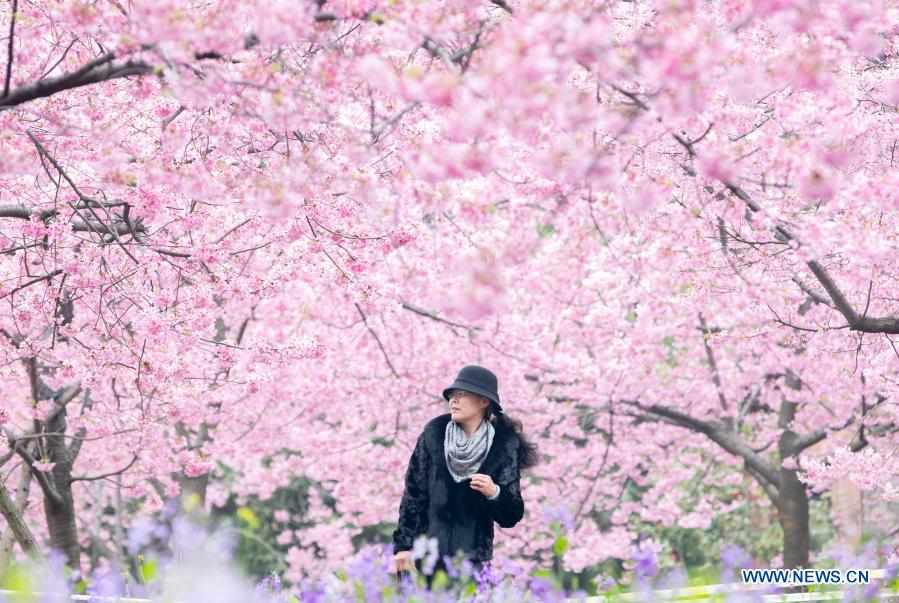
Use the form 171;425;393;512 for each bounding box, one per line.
444;418;495;482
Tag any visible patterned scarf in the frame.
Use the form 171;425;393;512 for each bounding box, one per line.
444;417;495;483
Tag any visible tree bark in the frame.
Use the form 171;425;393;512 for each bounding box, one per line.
0;471;40;567
42;399;82;573
777;468;810;568
777;382;810;569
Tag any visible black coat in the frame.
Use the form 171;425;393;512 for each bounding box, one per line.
391;413;525;564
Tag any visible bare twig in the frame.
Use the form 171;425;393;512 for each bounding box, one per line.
69;453;139;483
355;302;399;377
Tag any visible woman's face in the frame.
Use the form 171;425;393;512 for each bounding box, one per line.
448;389;489;423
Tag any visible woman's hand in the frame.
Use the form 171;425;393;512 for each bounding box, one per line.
469;473;498;497
394;550;414;573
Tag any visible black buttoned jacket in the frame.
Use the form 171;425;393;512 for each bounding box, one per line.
392;413;525;564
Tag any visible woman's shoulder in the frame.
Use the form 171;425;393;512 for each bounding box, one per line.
422;413;453;438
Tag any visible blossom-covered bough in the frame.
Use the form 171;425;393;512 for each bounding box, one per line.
1;0;898;585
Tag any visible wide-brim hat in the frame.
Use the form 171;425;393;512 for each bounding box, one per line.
442;364;503;414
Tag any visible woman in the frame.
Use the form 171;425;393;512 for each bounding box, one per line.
391;365;539;590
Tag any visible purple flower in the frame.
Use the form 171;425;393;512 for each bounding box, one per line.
633;546;658;581
885;560;899;582
441;554;460;578
720;544;752;571
529;577;554;601
126;517;158;556
161;498;179;519
87;565;126;597
541;504;575;533
656;566;688;591
863;581;881;601
36;549;71;603
596;575;617;591
296;578;326;603
527;576;566;602
474;561;503;588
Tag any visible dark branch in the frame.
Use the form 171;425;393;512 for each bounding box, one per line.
26;131;140;263
400;301;482;331
69;453;139;483
744;459;780;509
1;269;63;299
0;53;152;108
355;302;400;378
5;432;62;505
0;204;58;221
623;400;781;487
2;0;18;99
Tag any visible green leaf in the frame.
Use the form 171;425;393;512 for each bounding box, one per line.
537;223;556;238
553;534;569;557
1;564;36;603
142;557;158;583
431;569;449;591
625;309;637;322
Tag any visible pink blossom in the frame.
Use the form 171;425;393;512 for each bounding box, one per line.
183;459;213;478
697;154;736;182
799;168;835;202
848;24;884;56
751;0;798;17
34;461;56;472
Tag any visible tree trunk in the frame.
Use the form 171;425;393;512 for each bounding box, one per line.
778;389;810;569
44;489;81;570
777;467;810;568
43;402;82;573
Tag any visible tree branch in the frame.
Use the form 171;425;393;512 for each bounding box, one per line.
614;82;899;335
2;0;18;99
0;53;152;108
400;300;482;332
698;312;728;412
623;400;781;487
69;453;138;483
0;478;40;560
26;130;140;263
354;302;399;378
744;459;780;509
0;204;58;220
7;435;62;506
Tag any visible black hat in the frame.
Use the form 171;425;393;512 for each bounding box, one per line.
442;365;503;414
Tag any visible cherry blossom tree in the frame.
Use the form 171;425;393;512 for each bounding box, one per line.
2;0;899;582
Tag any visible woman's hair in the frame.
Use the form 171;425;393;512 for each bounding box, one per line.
482;399;539;472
